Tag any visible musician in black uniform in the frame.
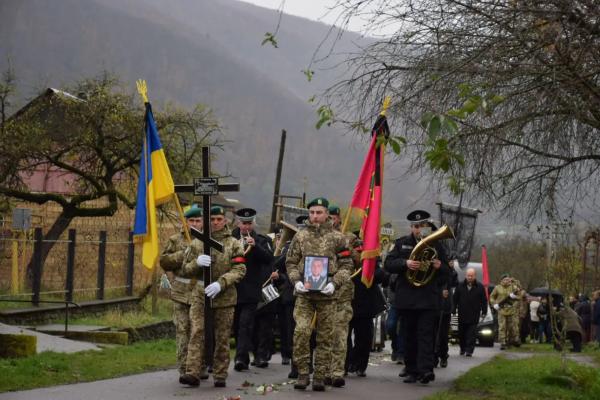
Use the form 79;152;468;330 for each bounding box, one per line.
232;208;274;371
384;210;450;384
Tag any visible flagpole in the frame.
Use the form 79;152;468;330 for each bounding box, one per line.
136;79;191;244
342;96;391;234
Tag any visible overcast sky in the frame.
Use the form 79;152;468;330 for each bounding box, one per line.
237;0;369;33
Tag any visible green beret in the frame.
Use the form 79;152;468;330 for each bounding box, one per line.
307;197;329;209
184;204;202;218
328;205;340;216
210;205;225;216
501;273;510;280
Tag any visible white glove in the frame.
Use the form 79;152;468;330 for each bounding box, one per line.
205;282;221;298
295;281;308;293
509;293;518;299
493;304;500;311
322;282;335;296
197;254;212;267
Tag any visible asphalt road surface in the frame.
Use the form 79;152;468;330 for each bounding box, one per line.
0;344;499;400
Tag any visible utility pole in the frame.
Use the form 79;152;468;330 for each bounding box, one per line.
270;130;286;233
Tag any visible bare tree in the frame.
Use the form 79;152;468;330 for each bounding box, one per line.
315;0;600;221
0;72;225;280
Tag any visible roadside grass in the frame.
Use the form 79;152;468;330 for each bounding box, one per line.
512;342;600;364
426;355;600;400
67;297;172;329
0;338;176;393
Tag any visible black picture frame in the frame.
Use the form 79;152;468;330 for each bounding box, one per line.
303;256;330;292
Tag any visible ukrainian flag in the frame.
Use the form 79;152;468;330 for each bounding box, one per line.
133;103;174;269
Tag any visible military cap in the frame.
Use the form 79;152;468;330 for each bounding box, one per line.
328;205;341;216
236;207;256;222
500;273;510;280
407;210;431;225
307;197;329;209
210;205;225;216
184;204;202;219
296;215;309;226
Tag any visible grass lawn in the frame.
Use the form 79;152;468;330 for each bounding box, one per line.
0;339;176;392
67;297;173;329
426;355;600;400
512;342;600;364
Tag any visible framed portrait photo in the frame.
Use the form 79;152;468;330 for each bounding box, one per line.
303;256;330;292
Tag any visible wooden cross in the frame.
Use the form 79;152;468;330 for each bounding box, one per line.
174;145;239;367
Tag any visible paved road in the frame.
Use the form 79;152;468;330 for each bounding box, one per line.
0;344;499;400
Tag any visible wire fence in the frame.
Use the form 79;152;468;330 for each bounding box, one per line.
0;228;146;305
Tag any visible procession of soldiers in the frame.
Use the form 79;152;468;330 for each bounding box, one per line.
158;197;595;391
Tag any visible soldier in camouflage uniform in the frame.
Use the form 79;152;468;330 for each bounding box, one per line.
159;205;208;386
180;205;246;388
286;197;353;392
326;205;360;388
490;274;520;350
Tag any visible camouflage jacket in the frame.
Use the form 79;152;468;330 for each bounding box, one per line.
159;232;202;305
181;226;246;308
286;220;353;301
489;282;519;316
337;231;361;303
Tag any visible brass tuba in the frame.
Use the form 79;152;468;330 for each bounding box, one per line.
406;224;455;287
274;221;298;256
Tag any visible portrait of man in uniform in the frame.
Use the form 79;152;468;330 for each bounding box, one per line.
304;256;329;291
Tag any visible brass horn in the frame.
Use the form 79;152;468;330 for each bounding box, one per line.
406;224;455;287
274;221;298;256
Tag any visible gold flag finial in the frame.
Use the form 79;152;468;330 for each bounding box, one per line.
136;79;149;104
380;96;391;116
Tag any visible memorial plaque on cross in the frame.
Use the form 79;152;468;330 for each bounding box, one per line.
174;146;240;367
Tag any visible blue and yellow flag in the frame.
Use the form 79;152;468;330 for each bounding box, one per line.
133;103;174;269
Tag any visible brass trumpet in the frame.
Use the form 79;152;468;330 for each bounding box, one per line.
406;224;454;287
240;231;254;256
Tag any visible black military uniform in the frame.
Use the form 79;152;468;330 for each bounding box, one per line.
384;210;449;384
232;208;274;371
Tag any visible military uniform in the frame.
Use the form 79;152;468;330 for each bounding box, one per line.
286;207;353;390
329;231;360;385
160;231;204;379
181;224;246;385
489;277;520;348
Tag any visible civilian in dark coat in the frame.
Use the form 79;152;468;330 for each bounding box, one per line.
592;291;600;345
346;264;388;376
575;295;592;342
452;267;487;356
384;210;450;384
231;211;274;371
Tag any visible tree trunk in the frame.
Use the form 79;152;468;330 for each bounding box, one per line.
25;209;75;288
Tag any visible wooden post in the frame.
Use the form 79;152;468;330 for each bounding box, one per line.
11;231;19;295
65;229;76;303
126;232;134;296
31;228;43;305
96;231;107;300
270;129;286;233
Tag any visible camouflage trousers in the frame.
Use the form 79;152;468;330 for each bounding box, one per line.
293;296;335;380
511;311;521;341
498;311;519;345
212;306;235;380
330;300;353;378
173;289;207;379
